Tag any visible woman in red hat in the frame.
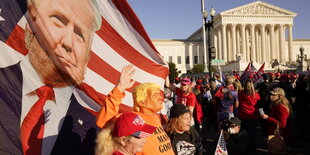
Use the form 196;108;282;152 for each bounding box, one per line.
96;112;156;155
166;77;196;115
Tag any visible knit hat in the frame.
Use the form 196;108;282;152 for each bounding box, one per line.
113;112;156;138
169;104;190;119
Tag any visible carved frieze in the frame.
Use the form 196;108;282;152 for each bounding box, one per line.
226;4;289;15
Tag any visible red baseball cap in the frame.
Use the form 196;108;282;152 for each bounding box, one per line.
113;112;156;138
181;77;191;85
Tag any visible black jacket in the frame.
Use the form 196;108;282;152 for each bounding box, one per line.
167;127;202;155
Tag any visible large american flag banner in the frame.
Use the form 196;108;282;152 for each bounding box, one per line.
0;0;168;154
0;0;168;108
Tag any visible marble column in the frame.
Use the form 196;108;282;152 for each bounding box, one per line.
231;24;236;61
236;28;240;54
246;27;250;62
275;27;279;59
227;28;231;61
250;24;256;62
217;28;222;60
256;29;260;63
213;30;217;60
288;24;293;62
241;24;246;61
269;24;275;60
221;24;227;62
260;24;266;63
279;24;285;63
266;31;270;62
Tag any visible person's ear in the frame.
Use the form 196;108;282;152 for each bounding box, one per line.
120;136;127;146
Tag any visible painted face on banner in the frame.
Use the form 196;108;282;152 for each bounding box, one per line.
27;0;97;85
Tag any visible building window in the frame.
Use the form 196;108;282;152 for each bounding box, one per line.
177;56;181;64
169;56;173;63
194;56;198;64
186;56;190;64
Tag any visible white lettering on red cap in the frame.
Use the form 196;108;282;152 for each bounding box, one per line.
132;116;145;126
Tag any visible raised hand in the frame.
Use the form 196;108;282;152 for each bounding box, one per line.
116;65;136;93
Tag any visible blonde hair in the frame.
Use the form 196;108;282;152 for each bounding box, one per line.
184;85;192;95
225;76;235;86
132;83;160;112
244;79;255;97
95;125;116;155
271;87;293;116
233;79;242;93
95;124;134;155
165;112;191;134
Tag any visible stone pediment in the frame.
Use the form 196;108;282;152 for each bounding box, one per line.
221;1;297;16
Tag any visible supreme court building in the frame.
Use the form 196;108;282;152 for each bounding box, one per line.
153;1;310;73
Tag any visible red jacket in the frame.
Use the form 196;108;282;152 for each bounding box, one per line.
265;103;289;136
175;88;196;107
237;91;260;120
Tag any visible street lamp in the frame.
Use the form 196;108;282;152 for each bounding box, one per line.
203;7;216;77
299;45;305;71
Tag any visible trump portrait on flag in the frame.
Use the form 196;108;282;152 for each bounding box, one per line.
0;0;168;154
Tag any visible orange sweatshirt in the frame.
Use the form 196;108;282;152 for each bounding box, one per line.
96;87;175;155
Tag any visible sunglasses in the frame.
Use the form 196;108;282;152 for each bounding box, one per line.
132;135;142;139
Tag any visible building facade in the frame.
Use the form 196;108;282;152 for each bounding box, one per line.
153;1;310;73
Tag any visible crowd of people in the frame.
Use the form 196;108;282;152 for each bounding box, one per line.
94;66;310;155
162;72;310;154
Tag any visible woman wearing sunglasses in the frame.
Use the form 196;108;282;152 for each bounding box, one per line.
95;112;156;155
260;87;293;145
